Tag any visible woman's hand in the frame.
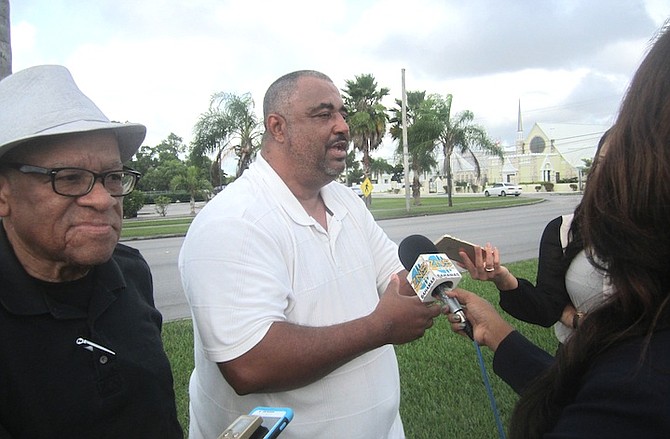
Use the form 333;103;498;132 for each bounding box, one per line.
444;288;515;351
458;243;518;291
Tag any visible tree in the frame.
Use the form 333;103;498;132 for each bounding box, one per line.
129;134;187;192
390;164;404;183
581;157;594;175
342;74;389;206
153;195;172;217
191;92;262;185
369;157;394;182
170;165;212;215
122;190;145;219
130;144;158;176
223;92;262;177
432;94;503;206
155;133;186;161
389;91;440;205
141;160;185;192
0;0;11;80
345;150;364;186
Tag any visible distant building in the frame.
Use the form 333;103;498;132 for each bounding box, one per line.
460;98;610;187
483;122;609;186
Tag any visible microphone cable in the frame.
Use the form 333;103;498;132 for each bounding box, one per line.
473;340;507;439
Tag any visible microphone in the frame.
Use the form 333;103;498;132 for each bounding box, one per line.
399;234;474;340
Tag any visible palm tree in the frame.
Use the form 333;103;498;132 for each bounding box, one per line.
342;74;389;206
191;102;229;187
170;165;212;215
432;94;503;206
191;92;262;185
389;91;441;205
369;157;394;182
219;92;262;177
0;0;11;80
345;150;364;186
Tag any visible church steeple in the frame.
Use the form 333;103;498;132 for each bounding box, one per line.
516;99;524;154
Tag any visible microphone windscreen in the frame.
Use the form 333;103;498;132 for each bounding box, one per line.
398;234;439;270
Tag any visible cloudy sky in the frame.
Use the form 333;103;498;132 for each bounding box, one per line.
9;0;670;164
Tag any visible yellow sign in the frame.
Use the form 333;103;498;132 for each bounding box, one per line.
361;178;373;197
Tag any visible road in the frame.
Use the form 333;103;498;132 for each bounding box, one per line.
127;193;581;321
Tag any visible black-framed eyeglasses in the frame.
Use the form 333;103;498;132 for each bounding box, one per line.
5;163;142;197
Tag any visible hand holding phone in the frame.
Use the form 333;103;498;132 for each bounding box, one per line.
434;234;485;264
219;415;263;439
248;407;293;439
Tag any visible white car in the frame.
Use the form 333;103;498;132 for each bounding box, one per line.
484;182;522;197
351;186;364;198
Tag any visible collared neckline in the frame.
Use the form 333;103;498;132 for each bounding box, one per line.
252;154;349;227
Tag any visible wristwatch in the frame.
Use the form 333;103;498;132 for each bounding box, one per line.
572;311;585;329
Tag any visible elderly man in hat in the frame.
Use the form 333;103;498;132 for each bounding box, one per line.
0;65;183;438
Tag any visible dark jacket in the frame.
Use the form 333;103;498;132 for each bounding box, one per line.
0;228;183;438
494;329;670;438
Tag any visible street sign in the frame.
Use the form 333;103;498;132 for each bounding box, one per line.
361;178;373;197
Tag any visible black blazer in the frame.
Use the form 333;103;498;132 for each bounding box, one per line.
493;329;670;437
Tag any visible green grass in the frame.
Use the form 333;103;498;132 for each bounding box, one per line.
162;259;557;438
122;195;540;240
161;318;194;435
368;195;536;220
122;218;193;238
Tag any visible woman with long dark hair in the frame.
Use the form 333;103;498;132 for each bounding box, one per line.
448;22;670;437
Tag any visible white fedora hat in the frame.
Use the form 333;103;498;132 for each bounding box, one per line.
0;65;146;162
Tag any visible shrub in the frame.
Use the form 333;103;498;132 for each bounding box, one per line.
154;196;172;217
570;183;578;191
543;182;555;192
143;191;208;204
535;185;542;192
123;190;145;218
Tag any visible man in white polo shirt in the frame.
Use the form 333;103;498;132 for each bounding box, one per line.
179;70;442;439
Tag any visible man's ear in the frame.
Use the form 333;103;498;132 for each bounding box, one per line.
0;174;12;217
266;113;287;143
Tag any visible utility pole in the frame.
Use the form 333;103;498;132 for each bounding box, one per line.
0;0;12;80
401;68;410;212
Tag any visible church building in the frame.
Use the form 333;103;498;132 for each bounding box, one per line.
479;101;609;189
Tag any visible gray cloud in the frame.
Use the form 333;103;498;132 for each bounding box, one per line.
374;1;658;79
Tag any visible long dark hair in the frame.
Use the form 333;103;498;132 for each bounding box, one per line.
508;23;670;438
562;129;610;265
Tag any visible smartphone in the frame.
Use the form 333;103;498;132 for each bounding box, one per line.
219;415;263;439
248;407;293;439
434;234;485;264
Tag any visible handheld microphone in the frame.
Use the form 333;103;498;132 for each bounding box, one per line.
399;234;474;340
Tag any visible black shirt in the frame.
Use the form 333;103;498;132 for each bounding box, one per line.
0;228;183;438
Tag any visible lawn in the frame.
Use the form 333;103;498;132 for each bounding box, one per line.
162;259;557;438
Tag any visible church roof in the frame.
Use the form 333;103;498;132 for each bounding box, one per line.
532;123;610;168
502;161;518;172
451;151;476;172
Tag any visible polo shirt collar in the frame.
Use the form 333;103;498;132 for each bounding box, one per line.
252;153;349;226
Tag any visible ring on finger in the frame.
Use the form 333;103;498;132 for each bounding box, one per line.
485;266;495;272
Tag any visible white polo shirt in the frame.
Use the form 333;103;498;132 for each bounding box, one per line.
179;154;406;439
